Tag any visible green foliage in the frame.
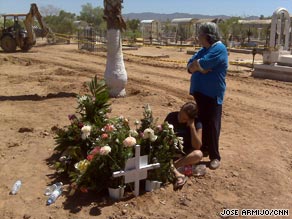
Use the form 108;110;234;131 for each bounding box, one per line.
43;10;76;34
138;104;156;133
0;17;15;29
124;30;142;44
124;19;142;43
136;105;182;183
126;19;140;31
218;17;240;44
146;122;180;183
78;3;106;32
77;78;111;124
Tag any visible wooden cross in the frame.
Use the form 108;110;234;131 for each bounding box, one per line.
112;145;160;196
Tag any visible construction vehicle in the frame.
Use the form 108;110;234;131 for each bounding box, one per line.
0;3;51;52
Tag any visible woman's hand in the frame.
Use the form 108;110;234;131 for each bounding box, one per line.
187;60;211;74
187;61;199;73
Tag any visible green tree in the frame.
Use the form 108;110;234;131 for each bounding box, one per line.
124;19;141;43
44;10;76;34
0;17;15;29
218;17;240;45
126;19;140;31
78;3;106;32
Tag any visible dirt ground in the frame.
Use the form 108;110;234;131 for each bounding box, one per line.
0;42;291;219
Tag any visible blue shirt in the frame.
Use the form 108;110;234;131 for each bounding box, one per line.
187;41;228;104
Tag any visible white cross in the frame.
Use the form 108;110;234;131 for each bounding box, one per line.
112;145;160;196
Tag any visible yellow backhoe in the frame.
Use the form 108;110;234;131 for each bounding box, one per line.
0;3;51;52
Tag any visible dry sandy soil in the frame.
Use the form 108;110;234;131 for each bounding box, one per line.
0;43;291;219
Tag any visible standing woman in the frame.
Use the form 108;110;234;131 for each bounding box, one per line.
187;22;228;170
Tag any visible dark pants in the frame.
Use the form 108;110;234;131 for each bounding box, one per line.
193;92;222;161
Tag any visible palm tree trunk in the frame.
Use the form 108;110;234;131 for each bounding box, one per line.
104;29;127;97
104;0;127;97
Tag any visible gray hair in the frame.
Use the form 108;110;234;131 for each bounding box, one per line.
199;22;220;44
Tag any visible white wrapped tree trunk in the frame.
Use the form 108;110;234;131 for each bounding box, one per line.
104;29;127;97
103;0;127;97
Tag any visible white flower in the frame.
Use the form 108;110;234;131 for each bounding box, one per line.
143;128;157;142
150;134;158;142
74;159;90;173
81;133;88;140
143;128;154;139
78;95;88;104
59;156;67;162
173;137;184;151
81;125;92;133
177;137;184;145
134;120;140;126
81;125;92;140
168;124;174;134
173;139;179;150
129;130;138;137
177;137;184;151
123;136;136;147
100;145;111;155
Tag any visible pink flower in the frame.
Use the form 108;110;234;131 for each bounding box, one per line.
104;124;115;132
139;132;144;138
156;125;162;131
87;154;94;161
123;136;136;147
91;146;101;155
101;133;108;139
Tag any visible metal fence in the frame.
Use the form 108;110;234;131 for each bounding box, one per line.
77;27;101;52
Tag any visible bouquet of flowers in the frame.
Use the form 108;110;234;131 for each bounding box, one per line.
53;77;184;195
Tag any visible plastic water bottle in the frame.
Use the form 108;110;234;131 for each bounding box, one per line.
192;164;207;176
10;180;22;195
46;187;63;205
44;182;63;196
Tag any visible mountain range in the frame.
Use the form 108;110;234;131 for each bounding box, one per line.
123;12;259;21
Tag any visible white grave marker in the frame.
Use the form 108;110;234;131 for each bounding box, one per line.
112;145;160;196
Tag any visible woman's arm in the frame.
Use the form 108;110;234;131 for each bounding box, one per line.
187;60;210;74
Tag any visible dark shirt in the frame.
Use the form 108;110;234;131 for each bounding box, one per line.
164;111;202;154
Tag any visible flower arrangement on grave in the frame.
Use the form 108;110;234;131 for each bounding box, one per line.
135;104;184;183
53;77;184;195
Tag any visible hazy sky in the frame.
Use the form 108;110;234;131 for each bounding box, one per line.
0;0;292;17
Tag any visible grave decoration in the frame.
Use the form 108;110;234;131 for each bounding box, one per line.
53;77;184;197
112;145;160;196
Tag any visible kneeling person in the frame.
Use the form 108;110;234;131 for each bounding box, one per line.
165;102;203;189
